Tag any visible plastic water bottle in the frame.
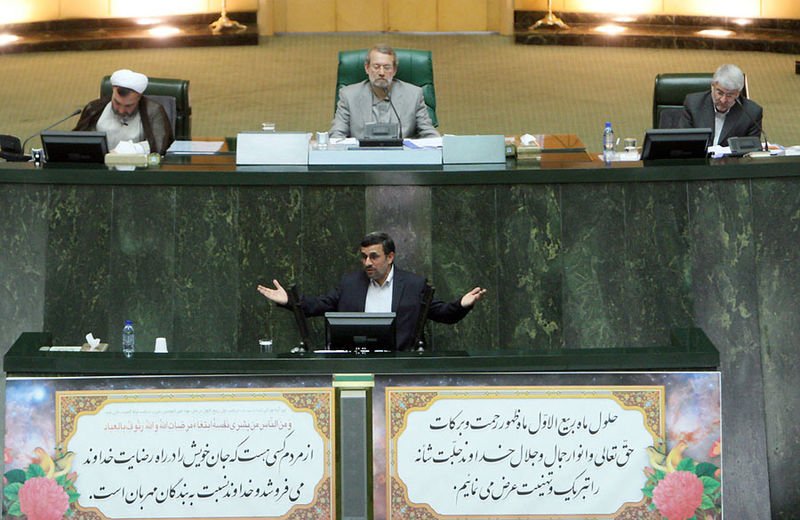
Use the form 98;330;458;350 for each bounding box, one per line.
122;320;135;358
603;122;615;162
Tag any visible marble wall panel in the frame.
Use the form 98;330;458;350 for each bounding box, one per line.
430;186;497;352
495;184;563;350
624;182;694;346
301;186;366;347
107;186;176;353
238;186;303;353
44;185;112;346
751;178;800;517
365;185;432;276
561;183;628;348
173;187;240;352
0;185;49;355
688;180;771;520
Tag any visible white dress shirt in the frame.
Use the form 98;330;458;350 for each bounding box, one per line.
364;264;394;312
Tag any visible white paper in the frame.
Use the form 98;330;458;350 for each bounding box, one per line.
329;137;359;146
166;140;224;154
520;133;539;146
405;136;443;149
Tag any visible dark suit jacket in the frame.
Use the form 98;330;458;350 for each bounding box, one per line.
679;91;763;147
299;268;470;351
74;96;175;154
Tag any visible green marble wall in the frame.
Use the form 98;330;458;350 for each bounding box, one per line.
2;176;799;518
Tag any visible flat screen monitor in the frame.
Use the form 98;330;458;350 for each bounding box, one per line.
41;131;108;163
641;128;712;161
325;312;396;351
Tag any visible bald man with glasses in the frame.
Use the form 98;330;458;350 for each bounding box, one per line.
329;43;440;140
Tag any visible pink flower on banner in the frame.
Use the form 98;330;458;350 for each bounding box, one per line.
652;471;704;520
18;476;70;520
4;447;11;464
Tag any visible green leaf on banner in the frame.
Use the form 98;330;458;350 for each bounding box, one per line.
8;501;22;516
26;463;45;479
3;482;22;501
695;462;718;477
701;493;715;509
700;476;722;494
676;457;695;472
4;469;26;484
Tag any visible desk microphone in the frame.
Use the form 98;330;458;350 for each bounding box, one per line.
381;86;403;141
21;109;82;152
735;98;768;152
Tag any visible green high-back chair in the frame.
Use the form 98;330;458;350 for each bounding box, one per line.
653;72;748;129
335;48;438;127
101;76;192;140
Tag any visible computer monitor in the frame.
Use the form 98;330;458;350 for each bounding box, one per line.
641;128;712;161
325;312;396;351
41;131;108;163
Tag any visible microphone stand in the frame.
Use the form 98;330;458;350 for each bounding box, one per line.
735;97;768;152
22;109;82;153
381;86;403;141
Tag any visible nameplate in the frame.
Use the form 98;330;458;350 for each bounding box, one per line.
236;132;310;165
442;135;506;164
308;145;441;165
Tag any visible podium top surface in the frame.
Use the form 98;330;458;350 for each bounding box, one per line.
5;329;719;376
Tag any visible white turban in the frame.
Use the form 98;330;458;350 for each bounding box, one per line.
110;69;148;94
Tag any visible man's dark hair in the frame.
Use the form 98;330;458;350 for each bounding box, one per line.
365;43;398;69
361;232;395;255
114;86;136;97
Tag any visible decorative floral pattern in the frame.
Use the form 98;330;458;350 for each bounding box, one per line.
612;390;664;438
18;477;70;520
284;391;333;438
642;441;722;520
285;478;332;520
3;447;79;520
390;476;437;520
388;391;438;439
57;394;108;445
652;471;705;520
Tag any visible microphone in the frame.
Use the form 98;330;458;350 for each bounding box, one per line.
735;98;768;152
381;86;403;141
21;109;82;152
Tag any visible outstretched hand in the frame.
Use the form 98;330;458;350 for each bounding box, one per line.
460;287;487;308
257;279;288;305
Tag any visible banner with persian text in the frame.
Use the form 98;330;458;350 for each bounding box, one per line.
4;377;335;520
373;372;722;520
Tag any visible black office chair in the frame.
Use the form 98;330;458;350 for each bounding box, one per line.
0;134;27;162
101;76;192;139
652;73;749;129
335;49;438;127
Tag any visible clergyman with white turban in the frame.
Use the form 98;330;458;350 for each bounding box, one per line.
73;69;174;154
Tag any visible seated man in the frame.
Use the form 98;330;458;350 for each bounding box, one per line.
679;64;763;147
329;44;440;140
258;232;486;351
74;69;174;154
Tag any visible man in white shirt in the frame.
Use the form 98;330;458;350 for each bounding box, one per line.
258;232;486;351
73;69;174;154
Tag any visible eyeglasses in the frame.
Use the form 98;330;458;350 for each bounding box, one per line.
713;87;740;100
369;63;394;72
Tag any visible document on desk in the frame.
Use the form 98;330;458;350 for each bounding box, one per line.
166;140;225;154
404;137;443;149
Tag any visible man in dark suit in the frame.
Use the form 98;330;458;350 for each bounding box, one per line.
679;64;763;147
257;232;486;351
